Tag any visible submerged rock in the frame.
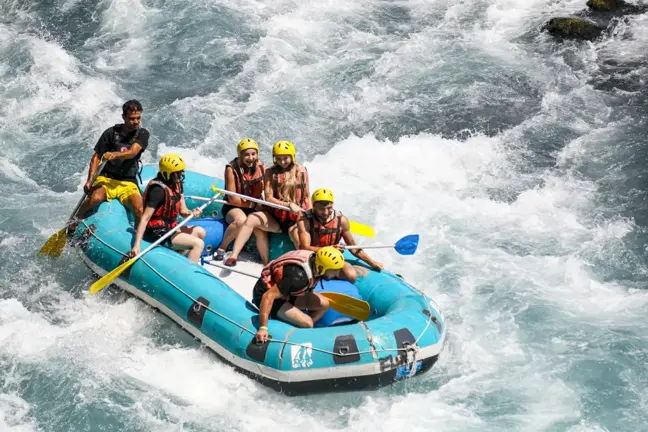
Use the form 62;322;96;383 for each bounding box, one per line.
587;0;627;12
544;1;648;42
586;0;646;14
543;17;604;41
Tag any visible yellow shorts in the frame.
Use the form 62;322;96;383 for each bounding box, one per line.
93;176;141;205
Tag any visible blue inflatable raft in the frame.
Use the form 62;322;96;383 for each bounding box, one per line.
70;165;446;395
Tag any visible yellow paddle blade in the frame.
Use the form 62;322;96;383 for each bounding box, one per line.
319;292;370;321
38;228;68;257
88;256;136;295
349;220;375;238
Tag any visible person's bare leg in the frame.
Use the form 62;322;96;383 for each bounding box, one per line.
277;293;330;328
216;208;248;254
76;187;107;220
227;211;280;265
339;261;358;283
68;187;107;238
253;228;270;264
125;193;144;222
170;226;206;263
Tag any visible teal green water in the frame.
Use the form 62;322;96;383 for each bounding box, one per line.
1;0;648;431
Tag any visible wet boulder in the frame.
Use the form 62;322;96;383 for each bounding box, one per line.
543;17;604;41
586;0;645;14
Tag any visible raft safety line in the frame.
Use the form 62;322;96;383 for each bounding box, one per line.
78;220;439;362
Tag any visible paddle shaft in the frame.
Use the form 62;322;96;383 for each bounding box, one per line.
347;234;418;255
195;200;410;253
207;187;376;238
68;160;107;222
204;259;258;278
133;194;221;261
214;188;296;213
190;196;379;244
187;196;229;206
204;242;401;253
345;244;394;250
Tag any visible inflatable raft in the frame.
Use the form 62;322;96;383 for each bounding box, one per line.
70;165;446;395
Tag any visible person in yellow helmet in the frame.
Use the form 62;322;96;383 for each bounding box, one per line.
253;247;345;342
130;154;206;263
212;138;267;261
224;140;311;267
297;188;383;283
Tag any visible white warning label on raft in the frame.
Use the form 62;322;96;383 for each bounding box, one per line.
291;343;313;369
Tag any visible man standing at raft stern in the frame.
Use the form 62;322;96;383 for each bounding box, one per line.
297;188;383;283
254;247;345;343
130;154;206;264
68;100;150;236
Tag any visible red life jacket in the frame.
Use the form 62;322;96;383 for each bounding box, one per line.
260;250;317;299
143;179;182;231
226;158;265;204
270;164;309;223
304;209;343;247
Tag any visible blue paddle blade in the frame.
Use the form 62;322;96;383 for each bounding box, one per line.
394;234;419;255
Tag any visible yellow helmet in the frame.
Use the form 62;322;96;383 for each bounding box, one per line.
159;153;186;181
314;246;345;276
272;140;295;160
312;188;334;204
237;138;259;155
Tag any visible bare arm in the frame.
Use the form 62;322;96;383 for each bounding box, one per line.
258;285;281;329
103;143;143;161
179;195;191;217
302;166;311;210
86;153;102;182
297;217;318;252
179;195;202;218
224;166;246;207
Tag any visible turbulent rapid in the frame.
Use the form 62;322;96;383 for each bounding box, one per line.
1;0;647;430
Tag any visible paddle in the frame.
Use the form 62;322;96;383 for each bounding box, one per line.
186;196;232;207
187;195;380;240
88;191;223;296
203;259;370;321
316;292;369;322
345;234;419;256
39;160;108;257
210;186;375;238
